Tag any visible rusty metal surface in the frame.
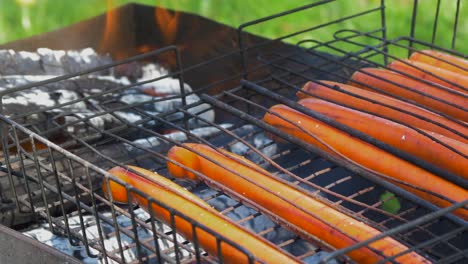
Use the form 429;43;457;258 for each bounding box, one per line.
0;224;82;264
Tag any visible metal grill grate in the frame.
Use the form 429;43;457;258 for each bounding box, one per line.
0;0;466;263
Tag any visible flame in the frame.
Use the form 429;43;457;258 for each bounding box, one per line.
101;0;118;47
155;7;180;45
137;44;156;54
99;1;183;61
100;0;130;58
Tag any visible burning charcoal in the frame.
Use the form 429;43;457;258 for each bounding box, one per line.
0;76;131;139
22;208;191;264
205;193;319;259
140;63;168;80
138;74;189;97
0;50;41;75
59;48;112;75
57;111;120;135
223;202;324;261
0;74;203;143
277;173;322;196
205;194;284;237
133;64;215;129
67;125;233;173
208;124;260;147
229;127;278;164
303;251;339;264
130;124;231;149
0;75;130;112
118;92;214;130
113;111;154;124
114;61;143;81
119;93;159;112
0;48;112;75
229;141;250;155
0;75;129;95
23;224;97;264
206;194;238;211
0;51;215;143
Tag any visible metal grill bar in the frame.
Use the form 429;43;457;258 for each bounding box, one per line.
253;35;467;137
293;33;467;113
320;200;468;264
200;93;467;225
174;108;422;222
200;93;467;261
451;0;462;49
0;1;466;263
269;63;467;142
0;117;266;263
0;46;179;98
332;35;468;93
240;79;467;188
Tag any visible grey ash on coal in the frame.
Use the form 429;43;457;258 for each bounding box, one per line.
4;48;335;263
0;48;215;141
0;48;112;76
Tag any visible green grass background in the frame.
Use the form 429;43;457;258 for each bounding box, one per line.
0;0;466;57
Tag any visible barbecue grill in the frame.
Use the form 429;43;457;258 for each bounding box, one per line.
0;0;466;263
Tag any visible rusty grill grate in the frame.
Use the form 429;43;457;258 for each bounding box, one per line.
0;0;467;263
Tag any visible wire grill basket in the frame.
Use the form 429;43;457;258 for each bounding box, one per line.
0;0;466;263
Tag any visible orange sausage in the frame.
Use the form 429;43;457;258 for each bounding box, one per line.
409;50;467;76
263;105;468;220
349;68;468;122
388;60;468;93
298;98;468;180
103;166;299;264
297;81;468;143
167;143;431;264
421;129;468;156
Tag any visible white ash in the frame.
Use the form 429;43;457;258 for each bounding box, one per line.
22;196;334;264
22;208;191;264
0;76;121;137
123;68;215;129
140;78;192;96
0;75;124;113
0;49;214;141
0;75;127;95
55;89;88;109
0;75;56;89
119;93;154;106
93;75;131;86
162;96;215;128
113;111;149;124
0;48;112;75
3;89;61;108
127;124;232;153
0;50;41;76
139;63;168;80
59;111;120;135
138;74;191;96
224;125;325;199
229;125;278;164
118;93;215;129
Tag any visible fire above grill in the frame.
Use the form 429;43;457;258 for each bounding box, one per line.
0;1;467;264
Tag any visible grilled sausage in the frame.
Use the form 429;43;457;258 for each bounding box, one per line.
103;165;300;264
263;104;468;220
167;143;430;264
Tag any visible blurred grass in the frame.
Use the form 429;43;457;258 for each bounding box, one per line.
0;0;466;58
